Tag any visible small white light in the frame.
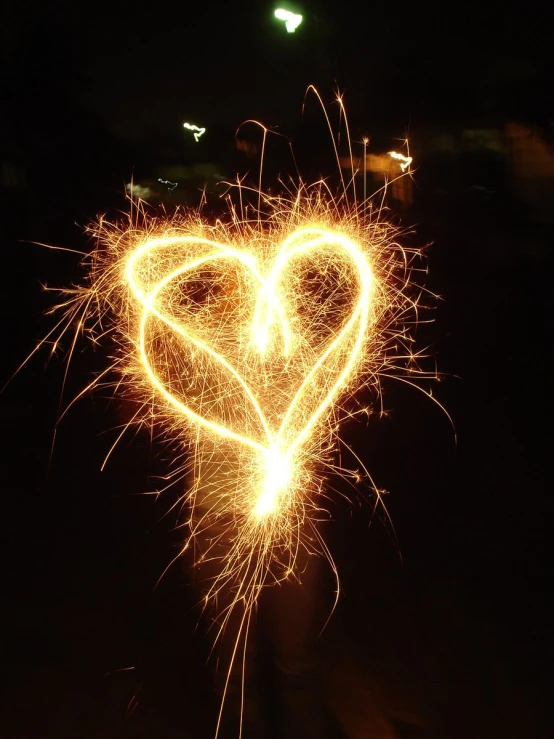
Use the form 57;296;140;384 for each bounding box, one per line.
274;8;303;33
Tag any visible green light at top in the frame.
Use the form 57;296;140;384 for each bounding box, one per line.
274;8;303;33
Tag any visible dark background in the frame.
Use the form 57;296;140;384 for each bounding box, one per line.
1;1;552;737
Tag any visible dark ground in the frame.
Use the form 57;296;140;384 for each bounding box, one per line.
0;154;552;739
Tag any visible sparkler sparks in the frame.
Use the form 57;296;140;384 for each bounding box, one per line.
388;150;413;172
32;91;441;737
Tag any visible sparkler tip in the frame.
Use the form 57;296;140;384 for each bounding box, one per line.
254;449;293;519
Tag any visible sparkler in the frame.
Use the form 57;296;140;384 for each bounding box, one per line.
127;225;374;523
32;91;440;737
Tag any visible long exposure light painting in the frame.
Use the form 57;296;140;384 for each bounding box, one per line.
30;90;438;738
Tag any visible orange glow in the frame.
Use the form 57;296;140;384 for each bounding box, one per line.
31;90;443;738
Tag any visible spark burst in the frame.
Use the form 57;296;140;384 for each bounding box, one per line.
29;91;442;737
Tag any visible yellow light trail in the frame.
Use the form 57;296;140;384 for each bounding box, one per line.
31;92;444;738
126;226;374;520
388;150;413;172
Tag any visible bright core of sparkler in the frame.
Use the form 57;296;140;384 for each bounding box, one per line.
255;448;293;518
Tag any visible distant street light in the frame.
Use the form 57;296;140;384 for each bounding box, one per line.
274;8;303;33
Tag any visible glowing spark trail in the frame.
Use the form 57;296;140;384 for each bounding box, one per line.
183;122;206;142
33;92;440;738
126;227;374;522
388;150;413;172
158;178;178;191
274;8;303;33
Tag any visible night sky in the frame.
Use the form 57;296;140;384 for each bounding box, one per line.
1;2;553;738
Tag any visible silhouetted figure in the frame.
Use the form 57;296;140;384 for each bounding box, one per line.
189;446;342;739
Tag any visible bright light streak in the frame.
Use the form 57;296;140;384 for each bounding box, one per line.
43;172;430;660
255;448;293;518
183;122;206;142
125;225;374;520
388;150;413;172
274;8;303;32
34;91;442;739
158;178;178;191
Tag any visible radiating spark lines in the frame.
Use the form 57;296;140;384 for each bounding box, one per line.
28;89;443;739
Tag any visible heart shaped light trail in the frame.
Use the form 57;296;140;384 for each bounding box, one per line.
29;94;428;739
126;228;375;521
33;172;430;739
40;187;418;630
